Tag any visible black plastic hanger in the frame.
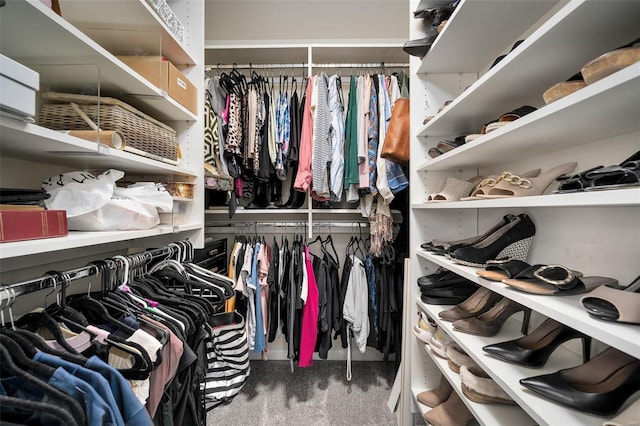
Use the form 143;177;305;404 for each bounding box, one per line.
0;335;55;379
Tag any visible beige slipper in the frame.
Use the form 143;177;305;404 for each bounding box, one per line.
446;343;479;373
460;365;515;404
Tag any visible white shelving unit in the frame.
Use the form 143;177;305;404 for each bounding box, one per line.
0;0;204;267
401;0;640;425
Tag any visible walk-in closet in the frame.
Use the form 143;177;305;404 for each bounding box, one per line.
0;0;639;425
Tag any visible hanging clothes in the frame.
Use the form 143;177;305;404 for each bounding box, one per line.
344;76;360;203
328;74;345;202
293;77;314;192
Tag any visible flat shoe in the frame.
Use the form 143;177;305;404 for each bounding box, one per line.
502;264;618;296
543;72;586;104
580;276;640;324
476;259;531;282
446;343;479;373
582;46;640;85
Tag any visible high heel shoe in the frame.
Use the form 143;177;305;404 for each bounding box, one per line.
520;347;640;416
439;287;502;322
477;162;577;198
482;318;592;367
449;214;535;268
452;297;531;337
423;214;517;255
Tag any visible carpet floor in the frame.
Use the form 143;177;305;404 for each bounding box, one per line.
206;360;399;426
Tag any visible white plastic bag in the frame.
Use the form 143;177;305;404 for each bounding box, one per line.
42;169;161;231
115;182;173;213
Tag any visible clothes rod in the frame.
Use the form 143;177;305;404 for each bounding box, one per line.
1;242;190;299
206;222;369;228
207;62;409;70
1;264;99;300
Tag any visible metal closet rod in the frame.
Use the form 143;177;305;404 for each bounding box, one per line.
0;242;187;299
207;62;409;70
207;222;369;228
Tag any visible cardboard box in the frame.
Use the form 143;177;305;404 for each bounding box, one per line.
118;56;197;115
0;210;68;243
0;54;40;119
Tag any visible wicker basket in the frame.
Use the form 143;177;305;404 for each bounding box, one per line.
164;182;194;199
39;92;178;162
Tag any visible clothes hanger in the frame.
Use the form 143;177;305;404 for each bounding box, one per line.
15;275;81;355
0;334;56;379
323;235;340;268
0;344;87;426
90;258;170;346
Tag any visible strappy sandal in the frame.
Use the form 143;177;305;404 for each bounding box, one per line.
580;276;640;324
553;165;605;193
502;264;618;296
585;160;640;191
461;168;542;200
477;162;577;198
555;150;640;193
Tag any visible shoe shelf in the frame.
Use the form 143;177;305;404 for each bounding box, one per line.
416;0;640;140
416;250;640;358
416;0;559;74
0;0;197;123
416;298;604;426
410;188;640;210
0;223;202;260
416;65;640;171
55;0;197;66
413;325;536;426
0;117;198;178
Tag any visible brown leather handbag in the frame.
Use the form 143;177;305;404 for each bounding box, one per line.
381;98;410;165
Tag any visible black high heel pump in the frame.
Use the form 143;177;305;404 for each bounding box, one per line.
482;318;592;367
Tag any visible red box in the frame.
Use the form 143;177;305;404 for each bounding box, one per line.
0;210;68;243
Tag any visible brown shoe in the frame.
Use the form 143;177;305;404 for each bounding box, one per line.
417;376;453;408
423;391;474;426
439;287;502;322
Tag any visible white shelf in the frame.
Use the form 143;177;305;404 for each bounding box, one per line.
417;0;559;74
0;223;202;260
417;0;640;139
416;65;640;169
414;328;536;426
57;0;197;66
417;299;604;426
411;188;640;209
0;117;197;177
0;0;197;123
416;251;640;358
